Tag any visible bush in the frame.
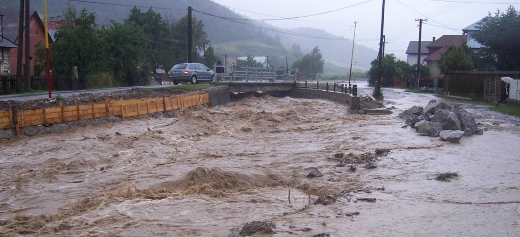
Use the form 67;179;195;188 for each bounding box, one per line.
85;72;119;89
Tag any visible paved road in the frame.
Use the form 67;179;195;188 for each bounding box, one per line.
0;86;161;102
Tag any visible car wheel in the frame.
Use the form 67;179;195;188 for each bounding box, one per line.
173;81;179;85
190;75;198;84
210;75;215;82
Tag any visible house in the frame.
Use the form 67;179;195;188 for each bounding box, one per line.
2;11;57;76
462;21;484;52
405;40;432;66
423;35;466;79
0;38;17;75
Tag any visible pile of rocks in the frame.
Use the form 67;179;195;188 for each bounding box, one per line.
398;99;483;143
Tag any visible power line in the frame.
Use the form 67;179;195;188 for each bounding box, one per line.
429;0;520;4
217;0;374;21
67;0;186;11
393;0;460;33
192;9;354;41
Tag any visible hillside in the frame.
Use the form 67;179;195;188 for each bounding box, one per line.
2;0;377;72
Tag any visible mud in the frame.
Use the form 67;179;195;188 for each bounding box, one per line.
1;86;520;236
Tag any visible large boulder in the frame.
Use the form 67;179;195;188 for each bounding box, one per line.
423;99;453;116
431;109;462;131
398;106;423;120
415;121;444;137
439;130;465;143
453;105;479;135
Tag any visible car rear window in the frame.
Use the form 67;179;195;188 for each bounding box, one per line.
173;64;187;69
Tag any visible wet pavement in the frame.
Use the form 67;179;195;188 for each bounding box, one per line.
1;85;520;236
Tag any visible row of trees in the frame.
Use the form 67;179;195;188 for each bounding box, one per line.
367;54;429;88
35;4;218;88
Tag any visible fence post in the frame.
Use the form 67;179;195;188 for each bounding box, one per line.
333;83;336;92
305;81;307;89
316;81;319;90
326;82;329;91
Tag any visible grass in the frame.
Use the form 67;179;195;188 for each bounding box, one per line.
150;84;213;91
405;91;520;118
435;172;459;182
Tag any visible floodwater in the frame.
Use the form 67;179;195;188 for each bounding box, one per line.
1;86;520;236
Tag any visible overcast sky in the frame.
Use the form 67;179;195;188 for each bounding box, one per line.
212;0;520;60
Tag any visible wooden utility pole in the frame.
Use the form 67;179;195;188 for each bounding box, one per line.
374;0;385;99
348;21;357;88
416;19;426;89
24;0;30;92
43;0;52;98
187;6;193;63
16;0;24;92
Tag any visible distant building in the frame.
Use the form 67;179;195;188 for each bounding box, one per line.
1;11;61;76
423;35;466;79
462;21;484;52
405;40;432;66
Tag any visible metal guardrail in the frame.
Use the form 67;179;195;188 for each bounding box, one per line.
218;66;296;82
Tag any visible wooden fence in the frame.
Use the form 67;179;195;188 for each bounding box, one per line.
444;71;520;98
0;91;210;134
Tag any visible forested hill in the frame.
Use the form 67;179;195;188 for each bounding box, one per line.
2;0;377;71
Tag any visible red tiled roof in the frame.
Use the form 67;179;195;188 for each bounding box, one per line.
424;35;466;61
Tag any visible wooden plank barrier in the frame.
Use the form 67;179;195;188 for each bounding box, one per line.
0;91;211;130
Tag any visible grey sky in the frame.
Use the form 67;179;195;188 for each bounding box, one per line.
212;0;520;60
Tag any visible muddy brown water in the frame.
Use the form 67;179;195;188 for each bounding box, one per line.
1;86;520;236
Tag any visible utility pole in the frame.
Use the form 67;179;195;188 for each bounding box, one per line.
24;0;30;92
348;21;357;88
382;35;386;57
16;0;24;92
416;18;426;89
374;0;385;99
43;0;52;98
187;6;193;63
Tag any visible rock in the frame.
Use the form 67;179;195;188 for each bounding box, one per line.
314;195;337;205
398;105;423;120
312;234;330;237
453;105;479;135
50;123;69;133
22;126;41;136
415;121;443;137
423;99;453;116
365;161;377;169
0;129;15;139
431;110;462;131
349;165;356;172
439;130;465;143
239;221;275;236
306;168;323;178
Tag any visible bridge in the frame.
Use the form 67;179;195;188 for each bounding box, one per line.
218;81;296;93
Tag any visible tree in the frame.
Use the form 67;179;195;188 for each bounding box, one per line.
51;4;107;77
367;54;421;87
172;15;210;63
202;45;219;67
125;7;178;77
236;55;263;68
474;6;520;70
439;44;474;74
100;21;146;86
292;46;324;79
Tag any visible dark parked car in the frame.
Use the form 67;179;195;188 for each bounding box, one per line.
167;63;215;85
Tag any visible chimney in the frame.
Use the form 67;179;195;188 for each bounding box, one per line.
432;37;436;42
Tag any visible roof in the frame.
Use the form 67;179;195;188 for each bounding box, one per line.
1;12;21;43
1;11;57;43
462;20;482;32
406;41;432;54
424;35;466;61
0;38;17;48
